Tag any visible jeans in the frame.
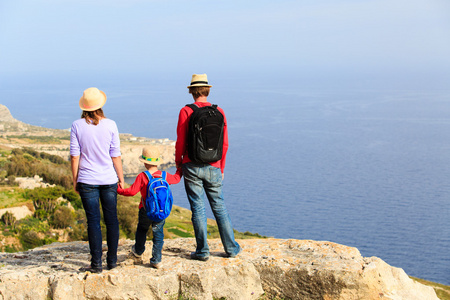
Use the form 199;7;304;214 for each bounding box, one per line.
77;182;119;269
183;163;241;258
134;207;165;264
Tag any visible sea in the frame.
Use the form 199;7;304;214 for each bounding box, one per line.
1;78;449;285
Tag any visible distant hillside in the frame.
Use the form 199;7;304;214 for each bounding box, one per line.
0;104;176;175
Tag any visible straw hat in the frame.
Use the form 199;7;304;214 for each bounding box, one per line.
138;146;163;165
79;87;107;111
187;74;212;88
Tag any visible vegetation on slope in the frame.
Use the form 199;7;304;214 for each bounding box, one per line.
0;147;265;253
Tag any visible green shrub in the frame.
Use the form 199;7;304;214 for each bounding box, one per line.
3;148;72;189
62;190;82;209
69;223;88;241
4;244;19;253
68;209;88;241
117;195;138;239
52;206;75;229
20;230;43;249
1;211;16;226
16;216;50;234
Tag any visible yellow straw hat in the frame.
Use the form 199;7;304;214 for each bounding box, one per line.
187;74;212;88
79;87;107;111
138;146;163;166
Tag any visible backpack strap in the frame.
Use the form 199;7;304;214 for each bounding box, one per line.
143;170;153;181
186;104;198;111
187;103;219;111
161;171;167;180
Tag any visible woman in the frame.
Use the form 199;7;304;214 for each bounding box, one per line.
70;87;124;273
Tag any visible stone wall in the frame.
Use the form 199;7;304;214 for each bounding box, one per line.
0;238;438;300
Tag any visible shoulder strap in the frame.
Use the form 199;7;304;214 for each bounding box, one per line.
212;104;218;109
186;104;198;111
143;170;153;181
161;171;167;180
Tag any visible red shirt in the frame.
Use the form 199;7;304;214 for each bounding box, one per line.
117;169;182;209
175;101;229;173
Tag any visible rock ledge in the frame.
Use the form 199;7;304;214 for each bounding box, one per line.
0;238;438;300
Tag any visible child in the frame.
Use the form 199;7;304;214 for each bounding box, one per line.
117;146;182;269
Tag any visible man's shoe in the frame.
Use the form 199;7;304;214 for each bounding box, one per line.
107;264;117;270
227;246;242;258
131;245;142;258
190;252;209;261
150;262;161;269
79;266;102;273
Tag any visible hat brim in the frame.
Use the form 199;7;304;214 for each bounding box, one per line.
187;84;212;88
79;90;107;111
138;156;163;166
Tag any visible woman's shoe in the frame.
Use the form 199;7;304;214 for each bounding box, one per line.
79;266;103;273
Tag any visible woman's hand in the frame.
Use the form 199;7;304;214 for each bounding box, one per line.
118;180;125;190
73;181;79;194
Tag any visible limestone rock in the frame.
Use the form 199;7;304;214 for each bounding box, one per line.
0;105;16;123
0;205;33;221
0;238;438;300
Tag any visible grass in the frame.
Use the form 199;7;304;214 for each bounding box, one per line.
0;187;28;208
411;277;450;300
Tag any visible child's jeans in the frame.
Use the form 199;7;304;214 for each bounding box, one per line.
134;207;165;264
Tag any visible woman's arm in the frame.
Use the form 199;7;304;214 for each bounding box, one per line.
70;155;80;193
112;156;125;189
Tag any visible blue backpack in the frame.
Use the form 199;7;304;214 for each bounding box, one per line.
143;171;173;222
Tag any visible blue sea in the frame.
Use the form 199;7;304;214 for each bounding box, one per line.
1;79;449;285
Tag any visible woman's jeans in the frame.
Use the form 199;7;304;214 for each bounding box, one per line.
134;207;165;264
182;163;241;258
78;182;119;269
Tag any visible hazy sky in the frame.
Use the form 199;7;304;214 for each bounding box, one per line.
1;0;450;88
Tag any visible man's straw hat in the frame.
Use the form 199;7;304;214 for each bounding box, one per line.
138;146;163;166
187;74;212;88
79;87;107;111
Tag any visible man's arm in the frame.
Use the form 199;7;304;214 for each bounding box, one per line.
175;108;189;167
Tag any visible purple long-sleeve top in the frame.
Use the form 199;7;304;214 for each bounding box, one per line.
70;118;121;185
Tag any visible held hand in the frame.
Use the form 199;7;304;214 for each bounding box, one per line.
118;180;125;190
222;173;224;181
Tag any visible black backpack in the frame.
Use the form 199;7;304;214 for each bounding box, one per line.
186;103;224;163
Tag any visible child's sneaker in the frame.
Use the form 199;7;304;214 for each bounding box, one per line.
131;245;142;258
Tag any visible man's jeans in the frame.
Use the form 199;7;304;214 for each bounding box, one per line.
134;207;165;264
183;163;241;258
78;183;119;268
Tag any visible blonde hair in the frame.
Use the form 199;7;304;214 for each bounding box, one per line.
189;86;210;98
81;108;105;125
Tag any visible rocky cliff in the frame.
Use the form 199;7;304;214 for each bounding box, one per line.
0;238;438;300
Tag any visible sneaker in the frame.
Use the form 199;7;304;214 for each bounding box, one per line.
150;262;161;269
190;252;209;261
131;245;142;258
79;266;103;273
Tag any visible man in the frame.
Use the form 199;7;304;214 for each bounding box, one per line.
175;74;241;261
